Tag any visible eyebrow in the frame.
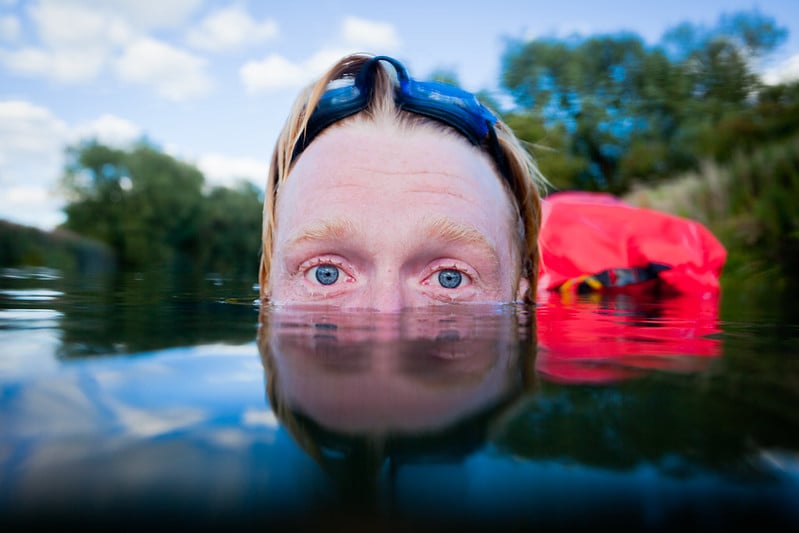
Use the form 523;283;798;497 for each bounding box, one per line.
424;216;500;261
283;215;501;266
284;217;359;249
426;217;500;268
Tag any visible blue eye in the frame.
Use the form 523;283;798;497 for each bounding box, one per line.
438;269;462;289
314;264;340;285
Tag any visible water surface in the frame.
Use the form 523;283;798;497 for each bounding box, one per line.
1;267;797;530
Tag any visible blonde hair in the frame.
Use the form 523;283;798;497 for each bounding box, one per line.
259;53;546;302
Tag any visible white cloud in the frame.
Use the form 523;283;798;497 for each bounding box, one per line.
0;0;209;98
0;185;66;229
91;0;202;30
70;114;143;146
33;0;201;35
240;53;305;91
5;185;51;204
186;4;278;52
0;100;68;183
306;48;361;75
0;15;21;42
240;47;358;92
0;100;147;230
114;37;212;101
762;53;799;85
30;0;128;48
242;407;278;428
0;45;107;83
108;401;206;439
0;101;69;229
341;16;401;50
195;152;265;188
0;0;134;83
239;17;402;93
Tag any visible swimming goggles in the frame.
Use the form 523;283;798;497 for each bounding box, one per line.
291;55;513;186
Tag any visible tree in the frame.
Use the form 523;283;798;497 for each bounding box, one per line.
62;139;205;269
499;9;789;193
60;139;262;275
199;182;263;277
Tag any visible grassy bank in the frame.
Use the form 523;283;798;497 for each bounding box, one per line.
623;135;799;296
0;220;115;274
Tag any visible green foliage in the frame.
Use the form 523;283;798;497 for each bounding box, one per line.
59;140;263;277
499;9;791;193
696;82;799;161
623;136;799;290
199;182;264;277
501;33;663;191
62;140;204;269
728;138;799;273
0;220;114;273
502;112;588;191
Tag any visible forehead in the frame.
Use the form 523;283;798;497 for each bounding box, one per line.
276;121;513;223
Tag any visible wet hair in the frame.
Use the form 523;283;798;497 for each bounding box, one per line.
259;53;546;302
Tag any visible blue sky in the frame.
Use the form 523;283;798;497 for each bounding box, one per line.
1;0;798;230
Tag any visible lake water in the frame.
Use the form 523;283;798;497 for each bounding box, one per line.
1;266;798;530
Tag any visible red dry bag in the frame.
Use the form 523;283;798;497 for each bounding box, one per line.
537;191;727;297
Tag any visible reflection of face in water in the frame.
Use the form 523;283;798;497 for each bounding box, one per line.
258;305;535;438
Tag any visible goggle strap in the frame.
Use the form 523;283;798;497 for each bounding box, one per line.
486;125;515;194
291;55;514;189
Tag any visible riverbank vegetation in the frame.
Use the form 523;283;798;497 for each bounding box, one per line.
498;9;798;291
622;134;799;293
1;141;263;278
0;220;114;274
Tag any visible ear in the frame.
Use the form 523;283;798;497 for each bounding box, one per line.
515;277;530;303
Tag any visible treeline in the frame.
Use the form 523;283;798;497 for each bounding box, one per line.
0;219;114;273
3;9;797;284
57;141;263;277
492;9;799;284
622;133;799;291
496;10;796;194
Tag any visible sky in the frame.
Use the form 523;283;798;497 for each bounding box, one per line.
1;0;798;231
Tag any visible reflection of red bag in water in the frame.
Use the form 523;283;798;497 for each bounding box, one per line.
537;191;727;297
535;291;723;383
534;191;726;383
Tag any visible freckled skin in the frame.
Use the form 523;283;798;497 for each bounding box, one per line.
269;121;527;310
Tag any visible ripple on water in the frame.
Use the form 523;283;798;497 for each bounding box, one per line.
0;308;64;327
0;267;63;280
0;289;64;301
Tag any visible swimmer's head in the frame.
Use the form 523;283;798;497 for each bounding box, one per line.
260;54;546;308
